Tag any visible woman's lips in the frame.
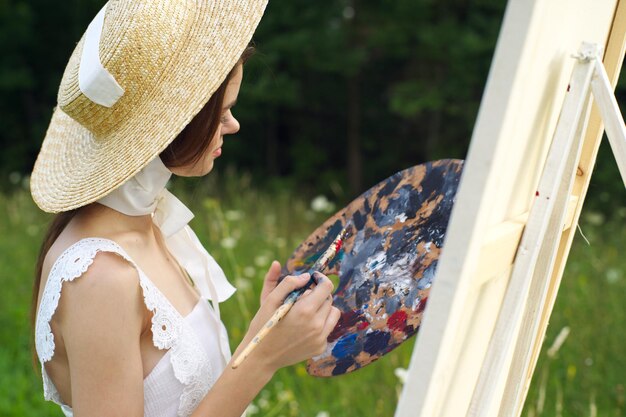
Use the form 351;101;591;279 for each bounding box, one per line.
212;147;222;157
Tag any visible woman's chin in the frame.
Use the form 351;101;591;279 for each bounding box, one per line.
170;159;215;177
196;161;215;177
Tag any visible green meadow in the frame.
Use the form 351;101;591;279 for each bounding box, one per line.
0;171;624;417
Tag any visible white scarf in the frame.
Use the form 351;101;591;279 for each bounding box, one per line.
97;156;236;308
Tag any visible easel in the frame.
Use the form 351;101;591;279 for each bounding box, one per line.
394;0;626;415
469;41;626;416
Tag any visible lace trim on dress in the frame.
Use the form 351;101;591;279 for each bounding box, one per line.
35;237;215;417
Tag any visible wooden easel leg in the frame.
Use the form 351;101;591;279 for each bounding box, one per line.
590;58;626;188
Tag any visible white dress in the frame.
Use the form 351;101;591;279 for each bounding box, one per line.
35;237;233;417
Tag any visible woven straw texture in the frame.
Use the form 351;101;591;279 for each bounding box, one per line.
31;0;268;213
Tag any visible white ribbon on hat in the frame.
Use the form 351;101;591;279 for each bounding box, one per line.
78;2;125;107
97;156;236;361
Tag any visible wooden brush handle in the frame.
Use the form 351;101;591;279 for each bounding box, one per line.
231;298;296;369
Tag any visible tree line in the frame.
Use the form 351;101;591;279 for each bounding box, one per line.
1;0;623;212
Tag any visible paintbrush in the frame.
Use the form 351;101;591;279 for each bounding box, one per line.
231;226;349;369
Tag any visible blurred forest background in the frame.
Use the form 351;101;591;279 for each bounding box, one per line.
1;0;625;416
1;0;624;211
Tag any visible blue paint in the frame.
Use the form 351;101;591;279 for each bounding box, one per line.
363;330;391;355
332;333;360;359
385;295;401;315
405;285;420;309
332;357;355;375
417;261;437;290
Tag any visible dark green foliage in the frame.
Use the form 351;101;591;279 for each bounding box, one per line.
0;0;103;176
2;0;506;195
0;0;623;212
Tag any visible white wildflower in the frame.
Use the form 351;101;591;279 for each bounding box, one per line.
277;389;294;402
584;211;605;226
258;398;269;410
254;255;269;267
315;412;330;417
234;278;251;291
606;268;622;284
311;195;335;213
245;404;259;415
225;210;244;222
394;367;408;385
243;266;256;278
220;236;237;249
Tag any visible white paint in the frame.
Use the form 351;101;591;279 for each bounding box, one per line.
367;251;387;272
395;213;408;223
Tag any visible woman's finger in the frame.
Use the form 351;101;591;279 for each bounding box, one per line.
260;260;282;303
301;273;334;310
322;306;341;336
264;273;311;306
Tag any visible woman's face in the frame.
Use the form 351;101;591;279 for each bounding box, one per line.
169;64;243;177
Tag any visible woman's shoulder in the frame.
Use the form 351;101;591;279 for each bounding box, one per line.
51;246;143;316
36;235;147;364
38;230;147;325
42;236;135;284
41;234;143;309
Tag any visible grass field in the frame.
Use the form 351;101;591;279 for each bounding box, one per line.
0;171;624;416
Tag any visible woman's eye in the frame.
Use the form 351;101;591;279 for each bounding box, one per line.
221;111;231;124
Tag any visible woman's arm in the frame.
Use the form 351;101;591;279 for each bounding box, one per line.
192;272;340;417
56;252;146;417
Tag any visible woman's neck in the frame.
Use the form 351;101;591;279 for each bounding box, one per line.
72;203;156;240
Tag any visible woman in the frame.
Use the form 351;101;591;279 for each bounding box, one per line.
30;1;341;416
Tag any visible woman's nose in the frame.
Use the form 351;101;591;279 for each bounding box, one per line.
224;116;240;135
230;117;240;134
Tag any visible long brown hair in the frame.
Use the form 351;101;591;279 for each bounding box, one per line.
30;210;78;368
160;46;255;168
31;46;255;366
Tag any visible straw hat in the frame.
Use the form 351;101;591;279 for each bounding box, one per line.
30;0;268;213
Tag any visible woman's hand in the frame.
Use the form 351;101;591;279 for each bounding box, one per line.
237;271;341;374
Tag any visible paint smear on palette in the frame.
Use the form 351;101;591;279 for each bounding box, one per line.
282;159;463;377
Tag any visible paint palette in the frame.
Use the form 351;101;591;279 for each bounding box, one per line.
282;159;464;377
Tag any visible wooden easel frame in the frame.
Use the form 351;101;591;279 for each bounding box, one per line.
395;1;626;416
470;41;626;417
